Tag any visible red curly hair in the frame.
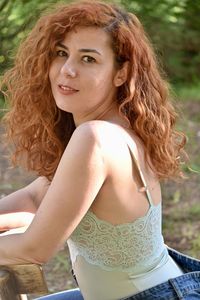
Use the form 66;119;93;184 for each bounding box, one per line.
1;0;186;180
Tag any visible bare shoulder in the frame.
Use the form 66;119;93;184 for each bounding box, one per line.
71;120;110;141
71;120;140;168
68;120;115;154
73;120;136;149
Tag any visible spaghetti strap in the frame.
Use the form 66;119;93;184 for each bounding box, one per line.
126;143;154;207
112;124;154;207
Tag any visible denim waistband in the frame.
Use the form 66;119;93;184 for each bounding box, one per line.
122;246;200;300
123;272;200;300
167;246;200;273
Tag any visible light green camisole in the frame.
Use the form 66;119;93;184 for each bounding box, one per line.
67;138;170;300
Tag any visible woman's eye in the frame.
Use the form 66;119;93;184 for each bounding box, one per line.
56;50;67;57
82;56;96;63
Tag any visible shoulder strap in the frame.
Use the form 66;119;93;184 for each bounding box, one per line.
126;140;154;207
119;130;154;206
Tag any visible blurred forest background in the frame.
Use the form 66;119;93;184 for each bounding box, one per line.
0;0;200;297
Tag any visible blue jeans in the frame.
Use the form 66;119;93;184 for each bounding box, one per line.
123;246;200;300
36;247;200;300
35;288;83;300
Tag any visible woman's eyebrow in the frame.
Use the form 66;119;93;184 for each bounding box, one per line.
79;49;101;56
56;42;68;49
56;42;101;55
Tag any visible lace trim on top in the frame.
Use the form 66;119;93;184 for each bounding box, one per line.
67;202;165;272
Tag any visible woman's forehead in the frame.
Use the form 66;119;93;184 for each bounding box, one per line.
61;26;113;52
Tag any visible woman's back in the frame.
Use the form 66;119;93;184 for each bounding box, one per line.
67;121;178;300
84;120;161;224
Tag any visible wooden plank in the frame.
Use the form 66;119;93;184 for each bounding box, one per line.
0;269;20;300
2;264;48;295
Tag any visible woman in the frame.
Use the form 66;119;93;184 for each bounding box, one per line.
0;1;200;299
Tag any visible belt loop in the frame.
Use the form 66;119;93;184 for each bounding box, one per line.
168;278;184;300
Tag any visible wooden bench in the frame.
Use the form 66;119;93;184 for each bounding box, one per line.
0;263;48;300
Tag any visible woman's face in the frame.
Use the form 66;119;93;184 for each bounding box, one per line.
49;26;125;125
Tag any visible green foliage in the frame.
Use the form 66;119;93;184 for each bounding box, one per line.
0;97;4;107
174;83;200;101
125;0;200;84
0;96;6;119
0;0;65;74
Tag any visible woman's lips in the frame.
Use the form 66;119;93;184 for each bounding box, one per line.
58;84;79;95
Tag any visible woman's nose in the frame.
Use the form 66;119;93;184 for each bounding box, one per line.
60;60;77;78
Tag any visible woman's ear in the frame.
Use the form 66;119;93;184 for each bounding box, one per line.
113;61;129;87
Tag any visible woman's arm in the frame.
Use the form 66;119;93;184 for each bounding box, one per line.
0;122;108;265
0;212;34;232
0;176;50;231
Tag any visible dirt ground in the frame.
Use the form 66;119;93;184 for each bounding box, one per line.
0;100;200;297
